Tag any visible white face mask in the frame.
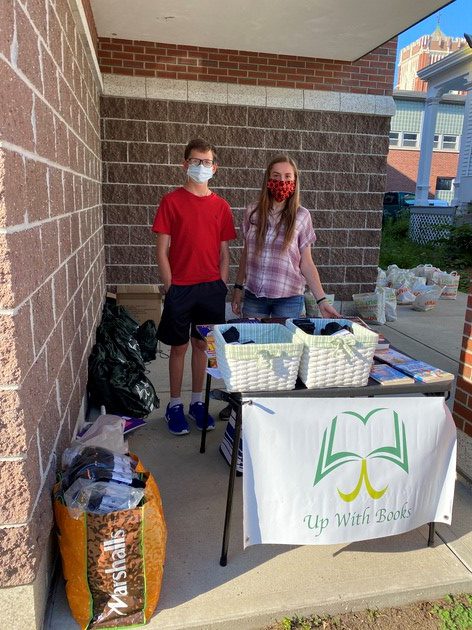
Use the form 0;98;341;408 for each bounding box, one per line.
187;164;214;184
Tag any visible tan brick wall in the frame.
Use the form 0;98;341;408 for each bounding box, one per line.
101;96;390;300
98;37;397;95
0;0;103;587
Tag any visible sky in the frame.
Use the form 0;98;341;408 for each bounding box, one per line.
394;0;470;82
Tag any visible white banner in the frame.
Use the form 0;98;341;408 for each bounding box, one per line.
242;397;456;547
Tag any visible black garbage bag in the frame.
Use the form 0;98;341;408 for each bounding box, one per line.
136;320;158;362
102;303;139;336
97;320;145;371
88;344;159;417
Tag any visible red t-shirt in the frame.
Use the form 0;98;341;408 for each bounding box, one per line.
152;187;236;285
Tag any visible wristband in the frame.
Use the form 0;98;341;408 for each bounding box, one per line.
234;283;244;291
316;296;327;305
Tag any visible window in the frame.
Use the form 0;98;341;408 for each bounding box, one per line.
436;177;453;191
432;134;460;151
389;132;400;147
402;132;418;148
442;135;459;150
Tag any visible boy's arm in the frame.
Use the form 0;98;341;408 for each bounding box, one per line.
156;233;172;293
219;241;230;284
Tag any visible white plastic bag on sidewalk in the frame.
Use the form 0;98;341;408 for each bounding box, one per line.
352;291;386;325
376;268;388;287
396;283;416;305
412;285;444;311
381;287;397;321
433;270;460;300
414;263;439;284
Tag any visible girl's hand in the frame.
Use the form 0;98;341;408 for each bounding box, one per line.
231;290;242;315
319;300;341;318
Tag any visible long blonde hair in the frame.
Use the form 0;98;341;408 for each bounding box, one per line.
249;155;300;253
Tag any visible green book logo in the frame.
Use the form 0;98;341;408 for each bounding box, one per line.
314;408;409;502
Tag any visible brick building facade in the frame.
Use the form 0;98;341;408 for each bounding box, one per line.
396;26;465;92
1;1;471;627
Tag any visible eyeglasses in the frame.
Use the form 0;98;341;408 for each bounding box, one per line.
187;158;215;167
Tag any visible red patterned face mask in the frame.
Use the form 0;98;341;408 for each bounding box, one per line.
267;178;296;203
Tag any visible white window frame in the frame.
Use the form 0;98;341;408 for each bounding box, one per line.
388;132;400;147
402;132;419;148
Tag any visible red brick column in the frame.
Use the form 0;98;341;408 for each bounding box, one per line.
453;290;472;442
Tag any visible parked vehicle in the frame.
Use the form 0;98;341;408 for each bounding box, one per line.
383;191;415;219
383;191;449;219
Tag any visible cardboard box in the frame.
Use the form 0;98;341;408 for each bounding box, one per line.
116;285;162;325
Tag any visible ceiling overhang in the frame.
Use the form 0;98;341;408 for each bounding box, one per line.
91;0;453;61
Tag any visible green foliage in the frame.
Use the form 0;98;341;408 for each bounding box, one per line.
279;614;325;629
380;215;471;293
431;593;472;630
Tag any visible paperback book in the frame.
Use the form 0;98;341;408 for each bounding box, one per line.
374;348;412;365
370;364;415;386
393;360;454;383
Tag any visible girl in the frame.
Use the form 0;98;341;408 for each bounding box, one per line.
231;155;339;319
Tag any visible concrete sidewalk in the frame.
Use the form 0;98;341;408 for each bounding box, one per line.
45;294;472;630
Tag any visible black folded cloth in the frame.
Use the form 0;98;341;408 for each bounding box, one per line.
320;322;353;336
293;319;315;335
222;326;240;343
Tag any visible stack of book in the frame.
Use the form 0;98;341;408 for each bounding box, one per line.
373;348;454;383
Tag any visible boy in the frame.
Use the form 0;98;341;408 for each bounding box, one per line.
152;138;236;435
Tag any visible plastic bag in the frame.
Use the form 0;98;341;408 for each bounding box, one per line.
412;285;444;311
377;287;397;321
414;263;439;284
304;291;316;317
352;291;386;325
75;414;128;455
395;283;416;305
376;268;388;287
88;343;159;417
433;270;460;300
64;478;145;517
60;445;141;491
136;319;158;362
387;268;416;289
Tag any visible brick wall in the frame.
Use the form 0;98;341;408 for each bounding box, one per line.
98;38;396;95
101;96;389;300
453;291;472;442
0;0;102;587
387;148;459;193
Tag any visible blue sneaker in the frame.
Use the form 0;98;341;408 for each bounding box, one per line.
188;402;216;431
165;403;190;435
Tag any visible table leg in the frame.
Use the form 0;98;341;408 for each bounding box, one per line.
199;369;212;454
220;402;242;566
428;522;435;546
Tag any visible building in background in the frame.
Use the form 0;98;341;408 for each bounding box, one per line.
396;24;466;92
387;90;464;202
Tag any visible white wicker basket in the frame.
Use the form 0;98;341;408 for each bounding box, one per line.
213;323;304;392
285;318;378;388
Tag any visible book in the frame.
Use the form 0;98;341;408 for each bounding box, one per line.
370;364;415;386
393;360;454;383
374;348;412;365
195;324;218;367
376;334;390;350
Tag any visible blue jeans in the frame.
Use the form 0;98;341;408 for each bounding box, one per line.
242;290;304;318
